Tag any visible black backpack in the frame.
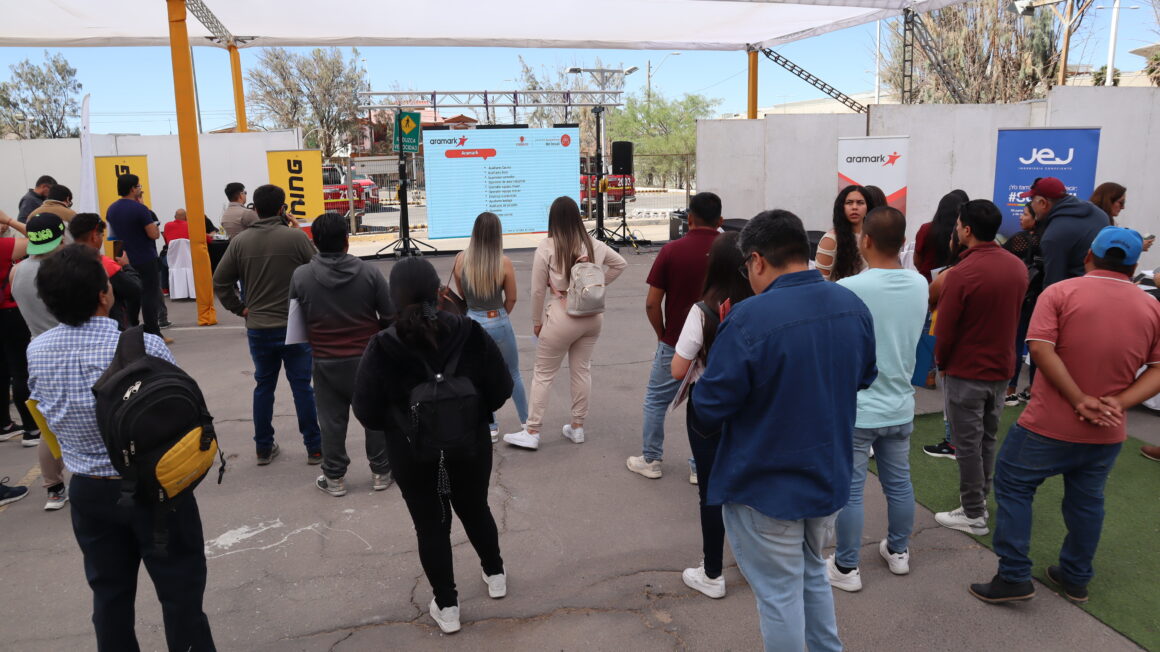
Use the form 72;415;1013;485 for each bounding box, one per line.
92;327;225;552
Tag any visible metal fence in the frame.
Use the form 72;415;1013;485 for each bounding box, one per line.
622;153;694;221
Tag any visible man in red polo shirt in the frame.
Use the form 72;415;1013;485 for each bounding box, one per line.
932;200;1028;536
970;226;1160;603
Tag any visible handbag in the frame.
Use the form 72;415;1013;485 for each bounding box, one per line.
438;263;467;315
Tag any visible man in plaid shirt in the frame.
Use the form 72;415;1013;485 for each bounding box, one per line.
27;244;215;651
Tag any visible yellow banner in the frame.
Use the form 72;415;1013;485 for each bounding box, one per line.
266;150;324;222
94;155;150;253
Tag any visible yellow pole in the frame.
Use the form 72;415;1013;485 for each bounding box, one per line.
747;50;758;119
228;43;248;132
166;0;217;326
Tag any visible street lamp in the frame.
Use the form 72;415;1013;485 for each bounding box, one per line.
647;52;680;104
1095;1;1140;85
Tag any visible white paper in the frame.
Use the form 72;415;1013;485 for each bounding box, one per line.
285;298;308;345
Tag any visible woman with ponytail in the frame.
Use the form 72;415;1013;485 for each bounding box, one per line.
815;185;876;281
352;257;513;635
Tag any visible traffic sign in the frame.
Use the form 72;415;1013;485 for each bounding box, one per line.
396;111;421;154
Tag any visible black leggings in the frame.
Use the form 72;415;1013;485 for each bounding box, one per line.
386;436;503;609
0;308;34;430
686;393;725;579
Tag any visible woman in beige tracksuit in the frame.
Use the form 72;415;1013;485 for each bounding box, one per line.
502;197;626;451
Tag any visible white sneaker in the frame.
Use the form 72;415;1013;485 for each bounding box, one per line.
428;598;460;634
44;484;68;511
626;455;662;479
682;563;725;599
878;539;910;575
562;424;585;444
489;423;499;444
826;555;862;592
315;475;347;497
482;568;507;598
935;506;989;535
503;430;540;450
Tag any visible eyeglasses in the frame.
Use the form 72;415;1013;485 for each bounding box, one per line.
738;251;758;279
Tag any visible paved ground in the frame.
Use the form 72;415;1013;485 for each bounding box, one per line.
0;246;1152;651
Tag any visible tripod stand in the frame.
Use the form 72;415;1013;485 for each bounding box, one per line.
376;151;437;258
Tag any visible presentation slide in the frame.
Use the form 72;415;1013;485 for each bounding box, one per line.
423;127;580;239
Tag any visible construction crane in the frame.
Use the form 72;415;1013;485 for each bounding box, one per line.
757;48;868;114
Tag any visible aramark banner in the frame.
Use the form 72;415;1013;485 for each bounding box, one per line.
837;136;909;215
993;128;1100;237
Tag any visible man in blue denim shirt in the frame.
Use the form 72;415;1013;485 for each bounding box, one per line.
693;209;876;652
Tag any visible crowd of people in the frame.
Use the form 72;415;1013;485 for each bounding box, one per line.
1;170;1157;650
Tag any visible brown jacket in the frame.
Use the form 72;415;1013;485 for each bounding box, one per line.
32;200;76;222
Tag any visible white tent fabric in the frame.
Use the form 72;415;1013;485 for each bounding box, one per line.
4;0;968;51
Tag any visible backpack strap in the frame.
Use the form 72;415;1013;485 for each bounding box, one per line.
114;326;148;371
386;326;438;379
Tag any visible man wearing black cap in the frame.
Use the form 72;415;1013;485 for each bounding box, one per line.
1020;177;1109;289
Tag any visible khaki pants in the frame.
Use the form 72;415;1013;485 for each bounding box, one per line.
39;439;65;488
526;302;602;432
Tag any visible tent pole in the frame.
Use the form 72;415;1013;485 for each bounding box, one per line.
166;0;217;326
747;49;758;119
229;43;248;132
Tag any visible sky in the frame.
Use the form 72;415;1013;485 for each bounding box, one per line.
0;10;1155;135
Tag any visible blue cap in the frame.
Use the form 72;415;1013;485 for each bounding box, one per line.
1091;226;1143;265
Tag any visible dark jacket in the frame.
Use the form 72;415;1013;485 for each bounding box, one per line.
17;189;44;222
212;216;316;329
1040;196;1109;288
352;313;513;450
289;253;393;359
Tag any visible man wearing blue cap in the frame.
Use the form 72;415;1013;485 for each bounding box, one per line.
970;226;1160;604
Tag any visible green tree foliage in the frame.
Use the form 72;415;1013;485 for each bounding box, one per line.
0;51;82;139
247;47;367;157
1148;54;1160;87
514;56;624;154
1092;66;1121;87
605;91;719;189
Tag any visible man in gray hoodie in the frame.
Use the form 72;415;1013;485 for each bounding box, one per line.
1022;177;1109;288
290;213;394;496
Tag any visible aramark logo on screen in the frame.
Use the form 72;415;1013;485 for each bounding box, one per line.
1018;148;1074;166
429;136;469;146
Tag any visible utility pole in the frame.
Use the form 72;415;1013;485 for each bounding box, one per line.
1058;0;1074;85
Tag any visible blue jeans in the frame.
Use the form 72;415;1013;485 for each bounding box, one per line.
722;503;842;652
467;309;528;424
247;327;321;453
993;423;1121;585
835;423;916;567
641;342;680;461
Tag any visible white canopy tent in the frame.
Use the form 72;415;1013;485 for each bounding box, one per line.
7;0;966;51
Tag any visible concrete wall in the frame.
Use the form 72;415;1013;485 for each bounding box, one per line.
764;113;865;233
0;130;298;227
696;119;766;222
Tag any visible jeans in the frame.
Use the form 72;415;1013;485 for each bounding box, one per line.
641;342;681;462
686;393;725;578
246;327;321;453
993;424;1121;585
467;309;528;424
944;375;1007;518
722;503;841;652
835;423;916;567
135;257;162;336
313;357;389;480
69;476;215;652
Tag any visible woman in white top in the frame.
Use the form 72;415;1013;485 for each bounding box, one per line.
670;231;754;599
815;185;876;281
502;197;627;450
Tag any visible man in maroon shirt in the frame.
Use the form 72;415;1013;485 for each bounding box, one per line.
932;200;1028;536
627;192;722;480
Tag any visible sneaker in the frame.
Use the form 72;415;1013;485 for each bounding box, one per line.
256;442;280;466
689;457;698;485
968;574;1035;603
44;484;68;511
1045;565;1089;603
1004;393;1021;407
489;423;499;444
503;430;540;450
1140;445;1160;462
482;568;507;598
307;450;323;465
159;320;174;329
315;475;347;497
428;598;460;634
922;441;957;459
878;539;910;575
0;422;23;441
372;472;394;491
626;455;662;479
1016;389;1031;403
0;477;29;507
826;555;862;592
21;430;40;448
935;506;990;535
682;563;726;598
562;424;585;444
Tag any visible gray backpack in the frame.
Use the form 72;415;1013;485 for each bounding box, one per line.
565;256;606;316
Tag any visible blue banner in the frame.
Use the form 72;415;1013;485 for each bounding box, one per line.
992;128;1100;237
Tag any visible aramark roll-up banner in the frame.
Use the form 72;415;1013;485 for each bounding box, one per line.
837;136;909;215
95;155;150;242
993;128;1100;237
266;150;324;222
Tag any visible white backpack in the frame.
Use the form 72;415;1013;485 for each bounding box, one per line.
565;256;606;317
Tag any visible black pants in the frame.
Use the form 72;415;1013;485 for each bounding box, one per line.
134;257;161;335
0;307;34;430
386;436;503;609
69;476;215;652
687;393;725;579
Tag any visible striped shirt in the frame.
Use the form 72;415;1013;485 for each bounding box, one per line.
27;317;174;477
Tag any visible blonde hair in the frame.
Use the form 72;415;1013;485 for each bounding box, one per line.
548;196;594;282
463;212;504;302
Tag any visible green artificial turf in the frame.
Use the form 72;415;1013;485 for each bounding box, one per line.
889;408;1160;650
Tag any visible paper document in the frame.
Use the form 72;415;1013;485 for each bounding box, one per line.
285;298;308;345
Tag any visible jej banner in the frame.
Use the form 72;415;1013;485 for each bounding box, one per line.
837;136;909;215
266;150;324;222
992;128;1100;237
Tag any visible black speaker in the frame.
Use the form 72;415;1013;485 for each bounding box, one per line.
611;141;633;175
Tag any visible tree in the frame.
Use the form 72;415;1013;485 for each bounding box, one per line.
882;1;1059;103
0;51;82;139
247;47;367;157
1147;54;1160;87
606;91;719;189
514;56;625;154
1092;65;1120;87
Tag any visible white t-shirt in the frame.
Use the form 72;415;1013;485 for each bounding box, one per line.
674;305;708;382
